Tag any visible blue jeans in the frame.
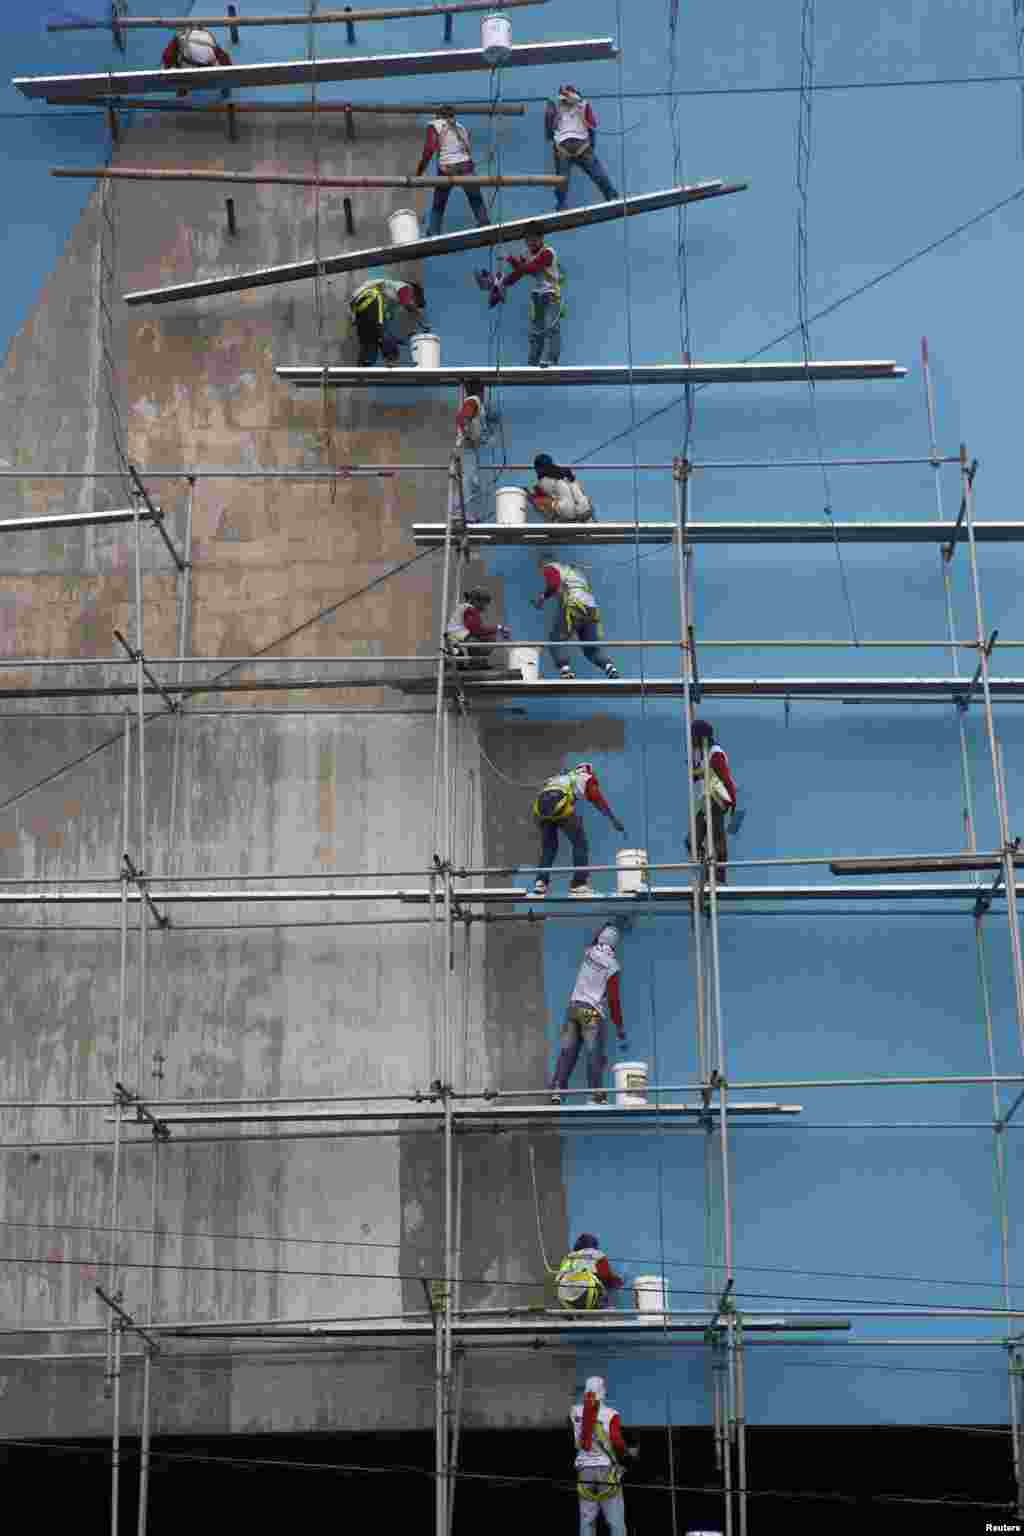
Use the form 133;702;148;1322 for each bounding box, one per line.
577;1470;626;1536
548;609;609;673
460;444;481;521
427;163;489;234
529;293;561;366
551;1004;606;1092
555;145;619;211
535;805;590;884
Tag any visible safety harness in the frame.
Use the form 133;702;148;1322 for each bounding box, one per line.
576;1417;624;1501
532;774;576;823
556;1250;605;1310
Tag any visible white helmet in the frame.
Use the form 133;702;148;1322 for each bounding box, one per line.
595;924;620;951
585;1375;607;1401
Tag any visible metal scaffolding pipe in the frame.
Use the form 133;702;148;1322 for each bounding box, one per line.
54;166;566;190
46;98;527;116
48;0;550;30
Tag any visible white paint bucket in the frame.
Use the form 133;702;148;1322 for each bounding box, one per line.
481;12;512;63
388;207;420;245
633;1273;668;1320
613;1059;648;1107
411;332;441;370
509;645;540;683
495;486;528;525
616;848;649;895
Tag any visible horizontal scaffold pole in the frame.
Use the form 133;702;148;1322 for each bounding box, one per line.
15;38;618;101
48;0;550;30
53;165;566;190
280;361;906;388
43;98;526;115
122;183;745;304
411;520;1024;547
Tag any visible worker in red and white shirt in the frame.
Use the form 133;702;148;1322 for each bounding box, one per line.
550;924;626;1104
545;83;619;211
415;105;490;235
570;1374;638;1535
444;588;509;670
531;762;625;897
454;378;488;522
533;557;617;680
161;28;232;70
690;719;738;884
557;1237;625;1311
475;228;563;366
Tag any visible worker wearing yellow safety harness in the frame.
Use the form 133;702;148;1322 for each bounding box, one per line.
570;1374;638;1536
533;557;618;680
349;272;426;368
530;762;625;898
556;1233;625;1312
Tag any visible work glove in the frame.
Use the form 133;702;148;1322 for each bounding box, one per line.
497;626;512;640
611;817;626;835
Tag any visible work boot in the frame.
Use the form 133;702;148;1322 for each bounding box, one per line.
532;878;549;897
559;664;575;680
569;882;594;898
604;663;619;680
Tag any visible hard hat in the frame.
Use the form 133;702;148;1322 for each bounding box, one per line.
534;453;556;474
464;588;492;607
574;1232;599;1251
691;719;714;746
595;924;620;950
585;1375;607;1401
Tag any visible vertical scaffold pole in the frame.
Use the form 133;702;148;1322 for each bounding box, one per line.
673;457;707;1075
137;1122;162;1536
110;1321;123;1534
168;477;195;851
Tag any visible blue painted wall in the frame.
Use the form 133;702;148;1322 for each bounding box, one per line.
4;0;1022;1428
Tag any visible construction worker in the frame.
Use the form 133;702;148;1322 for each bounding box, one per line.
571;1375;639;1536
161;27;232;69
415;105;490;235
474;227;564;367
531;762;625;897
550;924;626;1105
545;84;619;212
533;557;618;681
689;719;738;884
349;273;426;367
556;1235;625;1311
444;588;509;670
454;378;488;523
528;454;594;522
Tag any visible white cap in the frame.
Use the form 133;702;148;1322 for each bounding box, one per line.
595;924;620;951
584;1375;606;1401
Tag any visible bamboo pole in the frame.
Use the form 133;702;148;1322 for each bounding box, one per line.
52;166;564;190
48;0;549;32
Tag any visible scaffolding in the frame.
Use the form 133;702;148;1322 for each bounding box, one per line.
2;10;1023;1536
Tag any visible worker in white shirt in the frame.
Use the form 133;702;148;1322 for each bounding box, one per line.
570;1375;638;1536
545;84;619;211
550;924;626;1104
528;454;594;522
444;588;510;670
474;228;564;366
531;762;625;897
689;719;739;884
414;105;490;235
533;557;618;680
454;378;488;523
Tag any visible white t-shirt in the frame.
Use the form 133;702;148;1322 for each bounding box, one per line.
570;940;619;1016
554;101;590;148
181;29;218;65
433;117;473;169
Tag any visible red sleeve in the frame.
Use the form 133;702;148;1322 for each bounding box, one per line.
520;248;554;276
585;103;597;131
422;125;439;162
544;101;556;139
463;606;497;641
162;39;179;67
606;972;623;1034
595;1256;624;1290
542;564;561;596
710;747;737;804
215;47;232;65
583;777;612;816
455;399;475;431
608;1413;627;1458
580;1394;597;1451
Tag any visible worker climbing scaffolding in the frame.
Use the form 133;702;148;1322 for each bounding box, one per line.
550;924;627;1105
454;378;489;523
688;719;739;884
533;557;618;680
531;762;625;897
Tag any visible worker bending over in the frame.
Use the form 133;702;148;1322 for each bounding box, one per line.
550;924;626;1105
454;378;488;523
546;84;619;212
474;228;564;367
571;1375;638;1536
444;588;509;670
415;106;490;236
161;28;232;70
556;1234;624;1311
533;557;618;680
689;718;738;884
349;273;425;367
529;454;594;522
531;762;625;897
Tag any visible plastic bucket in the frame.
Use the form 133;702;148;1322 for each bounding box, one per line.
495;486;528;525
481;12;512;63
613;1060;648;1107
411;332;441;370
633;1273;668;1320
616;848;649;895
388;208;421;245
510;645;539;683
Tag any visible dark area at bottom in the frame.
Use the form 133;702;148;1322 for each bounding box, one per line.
0;1423;1014;1532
